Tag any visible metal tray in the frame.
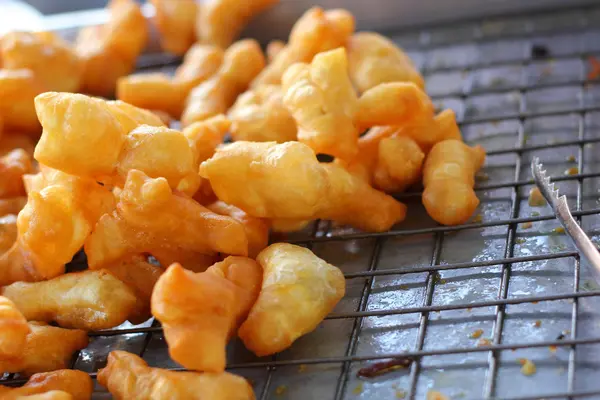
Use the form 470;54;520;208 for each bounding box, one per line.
5;3;600;400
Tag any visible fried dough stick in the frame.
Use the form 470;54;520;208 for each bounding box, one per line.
117;44;224;118
347;32;424;93
85;170;248;269
0;295;30;360
0;69;46;134
200;141;406;232
422;140;486;226
0;168;114;285
239;243;345;356
2;270;137;330
0;149;32;199
0;370;93;400
282;48;358;159
76;0;148;96
151;0;197;55
151;258;261;372
1;31;82;93
181;39;265;127
0;322;88;376
252;7;355;87
373;136;425;193
98;351;255;399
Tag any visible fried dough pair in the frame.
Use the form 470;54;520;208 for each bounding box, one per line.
0;370;93;400
181;39;266;127
85;169;248;269
422;140;486;225
0;295;30;360
228;84;297;143
347;32;424;93
98;351;255;400
151;258;261;372
196;0;279;48
2;270;137;330
252;7;355;87
239;243;345;356
0;167;114;285
282;48;358;159
151;0;197;55
200;141;406;232
117;44;224;118
1;31;82;93
0;148;32;198
0;322;88;376
0;69;46;134
76;0;148;96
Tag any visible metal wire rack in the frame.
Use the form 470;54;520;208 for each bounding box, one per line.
4;3;600;400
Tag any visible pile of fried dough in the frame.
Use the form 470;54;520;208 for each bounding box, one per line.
0;0;486;398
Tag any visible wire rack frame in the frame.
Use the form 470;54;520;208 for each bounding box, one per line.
4;5;600;400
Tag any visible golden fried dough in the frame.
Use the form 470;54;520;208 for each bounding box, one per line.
1;31;82;93
85;170;248;269
151;0;197;55
105;100;165;133
228;84;297;143
200;141;406;232
76;0;148;96
239;243;344;356
183;114;230;165
0;215;17;254
196;0;279;48
97;351;255;399
182;39;265;126
151;259;261;372
270;218;311;233
252;7;355;87
206;201;269;258
105;255;164;324
347;32;424;93
0;370;93;400
266;40;285;63
2;270;137;330
282;47;358;159
422;140;486;225
12;390;73;399
0;295;30;360
373;136;425;193
0;197;26;217
0;149;32;198
0;69;45;134
0;322;88;376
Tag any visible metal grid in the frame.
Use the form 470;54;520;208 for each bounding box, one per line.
5;4;600;400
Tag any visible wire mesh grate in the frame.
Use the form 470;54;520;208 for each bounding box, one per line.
3;4;600;400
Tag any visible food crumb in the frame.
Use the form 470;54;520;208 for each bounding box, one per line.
467;307;472;312
534;320;542;328
275;385;287;396
477;338;492;347
565;167;579;175
470;329;484;339
587;56;600;81
549;345;557;354
518;358;537;376
476;172;489;181
531;211;540;217
399;284;410;290
433;272;446;285
521;221;533;229
541;66;553;77
515;238;526;244
427;390;449;400
352;383;364;395
395;389;407;399
528;187;546;207
567;155;577;163
552;227;565;234
473;213;483;223
297;364;307;373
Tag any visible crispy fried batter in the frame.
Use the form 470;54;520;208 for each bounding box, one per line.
2;270;137;330
422;140;486;225
105;255;164;324
151;259;261;372
0;370;93;400
0;69;46;134
347;32;424;93
182;39;265;126
282;47;358;159
200;141;406;232
84;170;248;269
196;0;279;48
0;322;88;376
373;136;424;193
0;295;30;360
252;7;355;87
151;0;197;55
229;84;297;143
1;31;82;93
206;201;269;258
97;350;255;399
0;149;32;199
105;100;165;133
11;390;73;399
239;243;344;356
76;0;148;96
